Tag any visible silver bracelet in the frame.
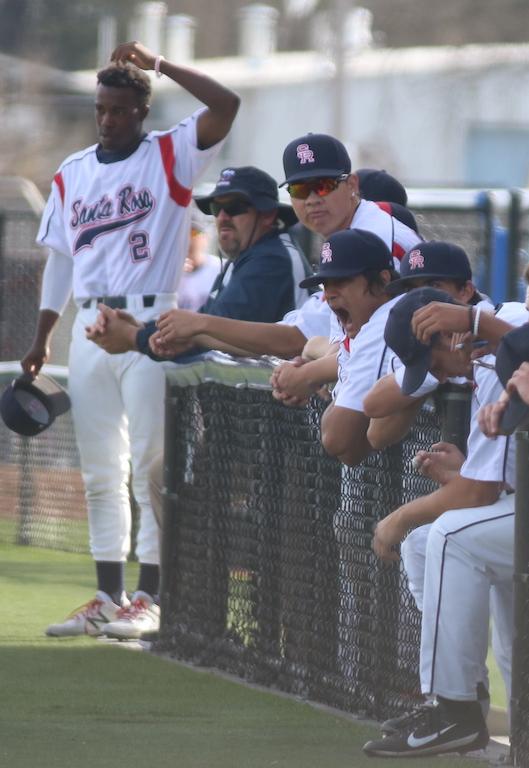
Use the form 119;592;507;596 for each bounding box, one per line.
154;55;165;78
473;305;482;336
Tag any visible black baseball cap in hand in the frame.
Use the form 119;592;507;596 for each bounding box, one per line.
281;133;351;186
495;323;529;433
0;372;71;436
299;228;393;289
356;168;408;207
387;241;472;295
194;166;297;227
384;287;457;395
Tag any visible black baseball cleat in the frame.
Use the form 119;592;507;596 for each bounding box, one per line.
363;698;489;758
380;683;490;735
380;702;435;737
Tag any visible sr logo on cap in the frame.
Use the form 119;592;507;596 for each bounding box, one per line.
296;144;315;165
0;372;71;437
408;250;425;270
321;242;332;263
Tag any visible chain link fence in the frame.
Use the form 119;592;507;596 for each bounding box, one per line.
157;357;446;723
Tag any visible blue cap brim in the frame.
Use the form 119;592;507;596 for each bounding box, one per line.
401;353;432;396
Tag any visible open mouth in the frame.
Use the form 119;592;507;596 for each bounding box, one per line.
331;306;352;331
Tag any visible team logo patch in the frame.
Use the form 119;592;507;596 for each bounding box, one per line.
408;249;425;270
296;143;315;165
217;169;235;188
321;242;332;263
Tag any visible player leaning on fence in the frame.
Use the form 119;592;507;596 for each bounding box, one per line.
292;228;402;466
363;240;490;452
362;290;529;758
21;40;239;640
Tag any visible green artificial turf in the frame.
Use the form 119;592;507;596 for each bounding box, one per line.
0;543;490;768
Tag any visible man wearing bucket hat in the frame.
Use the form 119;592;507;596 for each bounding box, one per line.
362;288;529;758
87;165;312;362
192;165;311;318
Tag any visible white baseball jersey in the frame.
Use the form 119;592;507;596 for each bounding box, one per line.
351;199;420;263
38;108;223;301
333;296;402;410
461;303;529;488
279;290;332;340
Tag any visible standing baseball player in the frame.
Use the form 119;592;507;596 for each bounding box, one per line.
21;40;239;639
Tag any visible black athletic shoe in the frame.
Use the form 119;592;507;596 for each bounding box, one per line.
381;683;490;735
363;699;489;758
380;702;435;737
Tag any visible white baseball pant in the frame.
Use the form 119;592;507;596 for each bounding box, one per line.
68;294;176;564
418;494;515;701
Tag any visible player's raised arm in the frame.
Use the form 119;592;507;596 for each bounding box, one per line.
111;40;240;149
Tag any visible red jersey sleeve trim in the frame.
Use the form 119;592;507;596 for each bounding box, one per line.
158;135;193;207
392;242;405;261
53;172;65;205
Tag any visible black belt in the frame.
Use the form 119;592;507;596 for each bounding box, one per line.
81;295;156;309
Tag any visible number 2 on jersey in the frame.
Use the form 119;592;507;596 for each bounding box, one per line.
129;231;151;262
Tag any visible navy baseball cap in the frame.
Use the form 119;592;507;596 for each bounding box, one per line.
0;372;71;437
281;133;352;186
299;228;393;289
387;241;472;295
194;166;297;227
356;168;408;207
495;324;529;433
384;287;457;395
376;201;419;234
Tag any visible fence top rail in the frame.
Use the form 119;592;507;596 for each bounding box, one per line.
164;352;277;390
0;176;45;215
0;361;68;380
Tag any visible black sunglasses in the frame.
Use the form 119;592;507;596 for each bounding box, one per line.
210;199;252;217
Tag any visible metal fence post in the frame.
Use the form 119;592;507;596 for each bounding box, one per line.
509;189;523;302
436;383;472;456
511;427;529;767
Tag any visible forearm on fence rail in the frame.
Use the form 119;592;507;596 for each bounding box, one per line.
192;315;308;358
367;398;426;450
363;373;425;418
321;403;372;466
